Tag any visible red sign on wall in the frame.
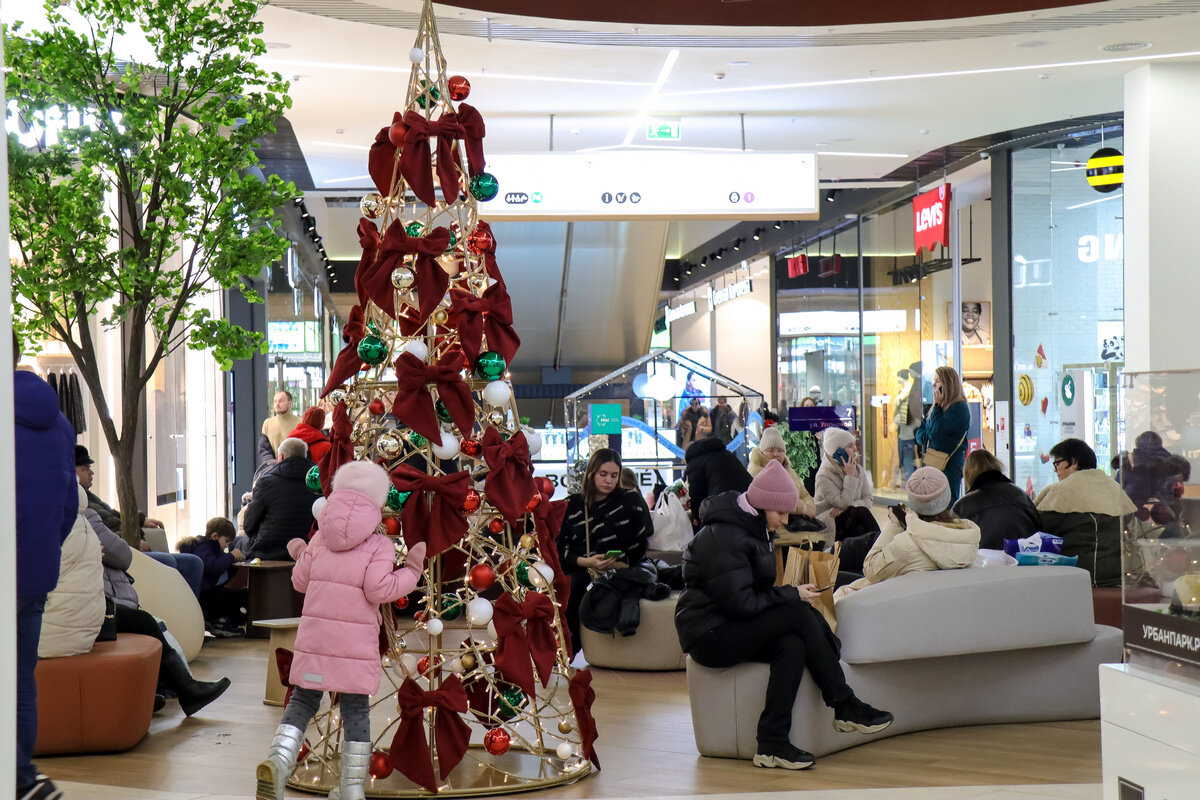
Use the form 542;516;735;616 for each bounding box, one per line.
787;254;808;278
913;183;951;255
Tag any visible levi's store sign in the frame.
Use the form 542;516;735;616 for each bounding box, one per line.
913;184;950;254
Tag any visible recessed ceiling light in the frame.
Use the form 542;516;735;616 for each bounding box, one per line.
265;42;291;50
1038;73;1050;80
815;142;828;147
831;137;855;143
569;128;582;135
1017;40;1049;48
920;129;930;135
728;60;752;67
1102;42;1151;52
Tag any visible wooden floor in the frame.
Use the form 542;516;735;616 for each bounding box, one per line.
41;637;1103;798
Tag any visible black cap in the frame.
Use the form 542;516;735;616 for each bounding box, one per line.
75;445;94;466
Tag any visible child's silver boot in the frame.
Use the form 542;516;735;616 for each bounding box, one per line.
256;723;305;799
328;740;373;800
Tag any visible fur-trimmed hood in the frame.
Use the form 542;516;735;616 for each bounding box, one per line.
1035;468;1136;518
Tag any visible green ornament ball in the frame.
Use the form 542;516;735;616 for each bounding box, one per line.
408;431;428;448
405;221;424;238
306;465;322;494
474;351;507;381
415;81;441;109
445;228;458;253
441;593;464;621
387;486;411;511
469;172;500;202
435;399;453;424
515;561;534;589
498;686;527;720
357;335;389;366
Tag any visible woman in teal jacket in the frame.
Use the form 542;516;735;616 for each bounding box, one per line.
915;366;970;503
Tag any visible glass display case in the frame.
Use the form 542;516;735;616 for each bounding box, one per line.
1120;370;1200;685
552;350;765;495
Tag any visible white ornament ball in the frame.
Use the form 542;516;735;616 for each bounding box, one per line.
425;618;444;636
447;658;464;674
312;497;327;517
431;430;460;460
409;47;425;63
523;427;542;456
466;597;494;627
556;742;574;760
401;340;429;361
482;380;511;408
533;561;555;587
399;653;420;678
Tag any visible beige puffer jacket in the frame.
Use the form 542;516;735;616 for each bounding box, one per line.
834;515;980;600
39;485;105;658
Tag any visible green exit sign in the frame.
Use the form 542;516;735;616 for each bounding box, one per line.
647;121;680;140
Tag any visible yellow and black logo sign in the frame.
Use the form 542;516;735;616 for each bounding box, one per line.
1086;147;1124;193
1018;373;1035;407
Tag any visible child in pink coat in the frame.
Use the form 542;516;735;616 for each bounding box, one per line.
256;460;426;800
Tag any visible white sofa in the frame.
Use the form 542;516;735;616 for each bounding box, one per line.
582;592;686;671
126;549;206;662
686;565;1123;759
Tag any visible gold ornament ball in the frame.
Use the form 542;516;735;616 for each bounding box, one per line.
432;308;449;325
488;409;507;427
469;274;488;292
519;534;536;550
558;720;574;735
378;432;403;458
460;653;478;672
391;267;415;289
360;192;386;219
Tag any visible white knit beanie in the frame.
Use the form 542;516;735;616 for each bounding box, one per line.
759;426;786;452
822;427;856;457
331;460;392;507
906;466;952;516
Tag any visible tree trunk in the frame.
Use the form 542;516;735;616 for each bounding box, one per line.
114;448;143;548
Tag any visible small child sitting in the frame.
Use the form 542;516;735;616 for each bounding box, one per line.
178;517;248;636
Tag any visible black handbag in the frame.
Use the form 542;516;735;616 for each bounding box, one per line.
786;514;825;533
95;596;118;643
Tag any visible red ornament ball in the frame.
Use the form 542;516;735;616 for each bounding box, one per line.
535;477;555;500
384;517;402;536
460;438;482;458
488;517;506;534
466;228;495;255
462;488;481;513
394;596;409;610
388;121;407;148
298;742;311;762
483;727;511;755
525;494;541;513
417;655;441;674
369;398;386;415
447;75;471;101
468;563;496;590
370;750;394;779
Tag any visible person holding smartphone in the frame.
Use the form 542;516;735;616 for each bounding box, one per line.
558;448;651;658
814;428;880;546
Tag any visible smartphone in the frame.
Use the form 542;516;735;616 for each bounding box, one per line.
832;447;849;466
893;503;907;527
604;549;622;559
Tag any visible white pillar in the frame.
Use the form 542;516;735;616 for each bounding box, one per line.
1123;63;1200;373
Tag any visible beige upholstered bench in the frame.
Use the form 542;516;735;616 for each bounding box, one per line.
686;566;1123;759
252;616;301;706
582;592;686;671
126;549;205;662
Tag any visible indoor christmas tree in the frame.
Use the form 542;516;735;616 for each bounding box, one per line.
278;1;598;794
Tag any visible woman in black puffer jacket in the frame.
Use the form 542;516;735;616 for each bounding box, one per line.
953;449;1042;550
675;460;892;772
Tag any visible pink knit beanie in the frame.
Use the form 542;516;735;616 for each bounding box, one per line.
331;460;392;507
744;459;799;512
906;466;951;516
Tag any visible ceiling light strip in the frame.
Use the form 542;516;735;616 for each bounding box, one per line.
621;50;680;147
259;58;653;86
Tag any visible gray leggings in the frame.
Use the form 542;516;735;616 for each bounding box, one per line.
281;687;371;743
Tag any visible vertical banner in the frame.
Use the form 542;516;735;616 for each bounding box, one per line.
913;183;951;254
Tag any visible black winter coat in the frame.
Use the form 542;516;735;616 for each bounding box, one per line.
684;437;751;525
953;470;1042;550
674;492;803;651
558;489;650;570
244;456;318;561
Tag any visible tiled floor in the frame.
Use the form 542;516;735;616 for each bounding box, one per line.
57;782;1104;800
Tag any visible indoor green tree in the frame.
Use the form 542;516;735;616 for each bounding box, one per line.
6;0;296;545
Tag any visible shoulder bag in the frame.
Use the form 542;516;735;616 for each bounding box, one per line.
921;428;967;471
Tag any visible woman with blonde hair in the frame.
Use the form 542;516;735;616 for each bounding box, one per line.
953;449;1041;549
915;366;970;503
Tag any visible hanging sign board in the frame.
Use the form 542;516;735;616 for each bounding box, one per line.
478;152;818;221
913;183;951;254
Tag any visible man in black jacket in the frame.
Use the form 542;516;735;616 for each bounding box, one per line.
244;437;317;561
684;436;751;526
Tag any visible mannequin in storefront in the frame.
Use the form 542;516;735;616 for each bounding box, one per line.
893;369;919;485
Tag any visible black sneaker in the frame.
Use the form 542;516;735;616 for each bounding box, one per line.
833;695;894;734
752;741;816;770
19;774;64;800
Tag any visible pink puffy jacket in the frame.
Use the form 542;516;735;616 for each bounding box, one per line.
290;486;425;695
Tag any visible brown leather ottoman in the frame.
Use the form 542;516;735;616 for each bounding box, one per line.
34;633;162;755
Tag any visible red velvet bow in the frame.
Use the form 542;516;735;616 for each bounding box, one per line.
400;110;465;208
352;218;399;318
481;428;536;526
569;668;601;768
469;221;505;285
390;464;470;556
368;113;402;196
373;220;453;332
275;647;296;707
318;402;353;496
391;351;474;444
531;497;571;652
450;103;486;177
448;281;521;366
388;676;472;792
321;305;366;397
492;592;558;698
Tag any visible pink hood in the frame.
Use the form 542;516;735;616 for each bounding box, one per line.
315;488;383;552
